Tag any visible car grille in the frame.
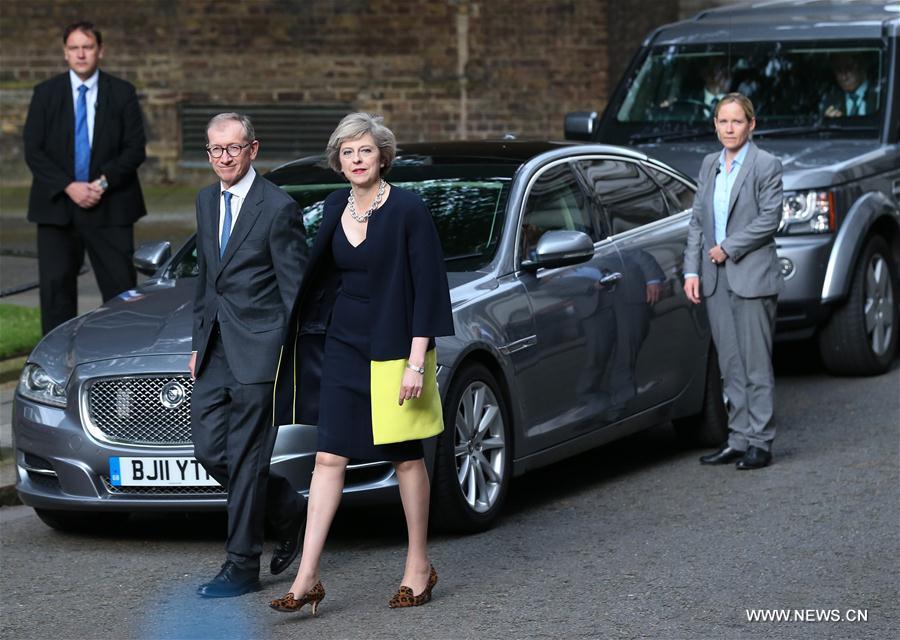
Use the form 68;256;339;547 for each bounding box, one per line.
101;476;225;496
85;375;193;446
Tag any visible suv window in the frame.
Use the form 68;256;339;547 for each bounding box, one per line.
521;163;595;260
576;159;670;235
606;40;886;141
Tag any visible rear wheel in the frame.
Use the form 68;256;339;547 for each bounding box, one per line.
819;236;898;375
673;345;728;447
430;363;511;533
34;509;129;533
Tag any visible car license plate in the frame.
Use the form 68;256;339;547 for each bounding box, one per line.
109;456;221;487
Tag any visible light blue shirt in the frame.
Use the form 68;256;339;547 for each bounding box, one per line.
713;142;749;245
69;69;99;145
844;80;869;117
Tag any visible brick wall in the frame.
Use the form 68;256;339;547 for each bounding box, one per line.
0;0;687;186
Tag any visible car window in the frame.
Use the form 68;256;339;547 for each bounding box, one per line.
521;163;595;261
282;179;510;271
606;41;885;140
576;159;669;235
642;165;694;213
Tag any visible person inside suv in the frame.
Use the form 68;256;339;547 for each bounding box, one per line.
821;52;878;118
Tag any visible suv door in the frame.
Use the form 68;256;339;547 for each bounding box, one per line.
513;160;628;454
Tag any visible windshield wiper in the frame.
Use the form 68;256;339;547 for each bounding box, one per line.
754;124;879;138
629;128;715;144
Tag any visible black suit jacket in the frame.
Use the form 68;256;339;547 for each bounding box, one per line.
24;71;147;226
192;173;308;385
819;84;879;118
273;186;454;426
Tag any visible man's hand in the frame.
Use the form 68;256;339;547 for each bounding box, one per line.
824;104;843;118
89;175;108;198
645;281;663;305
708;244;728;265
65;181;103;209
189;351;198;380
684;276;701;305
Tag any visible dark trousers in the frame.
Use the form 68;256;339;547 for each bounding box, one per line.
37;222;136;334
191;329;301;573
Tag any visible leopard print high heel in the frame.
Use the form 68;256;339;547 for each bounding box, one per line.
388;565;438;608
269;580;325;615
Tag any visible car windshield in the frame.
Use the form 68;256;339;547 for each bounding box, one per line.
607;40;886;142
167;176;510;278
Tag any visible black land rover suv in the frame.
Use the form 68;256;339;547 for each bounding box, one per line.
567;0;900;375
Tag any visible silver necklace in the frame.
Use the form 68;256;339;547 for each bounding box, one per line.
348;179;386;223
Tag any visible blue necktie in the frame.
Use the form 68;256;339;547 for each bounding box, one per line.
74;85;90;182
220;191;233;257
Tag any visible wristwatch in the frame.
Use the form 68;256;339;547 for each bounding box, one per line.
405;361;426;375
98;176;109;191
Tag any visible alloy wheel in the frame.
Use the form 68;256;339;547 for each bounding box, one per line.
864;253;894;356
453;381;506;513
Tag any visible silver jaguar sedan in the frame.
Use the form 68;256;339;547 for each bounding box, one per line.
13;141;726;533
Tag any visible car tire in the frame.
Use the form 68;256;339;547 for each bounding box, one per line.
819;236;898;376
673;345;728;447
430;363;511;534
34;509;129;533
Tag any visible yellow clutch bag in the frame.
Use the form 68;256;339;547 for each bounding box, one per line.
370;349;444;445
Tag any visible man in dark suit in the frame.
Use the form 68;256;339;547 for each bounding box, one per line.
821;52;878;119
190;113;308;598
24;21;147;335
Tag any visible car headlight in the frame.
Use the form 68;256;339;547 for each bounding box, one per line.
780;190;835;234
17;364;68;407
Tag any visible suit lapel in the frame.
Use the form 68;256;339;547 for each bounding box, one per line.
727;143;756;218
91;72;110;173
216;174;265;276
61;74;75;175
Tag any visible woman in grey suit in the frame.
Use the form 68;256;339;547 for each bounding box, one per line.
683;93;784;470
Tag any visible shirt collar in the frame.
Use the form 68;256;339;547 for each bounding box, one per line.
718;141;751;169
69;69;99;91
851;80;869;100
221;166;256;199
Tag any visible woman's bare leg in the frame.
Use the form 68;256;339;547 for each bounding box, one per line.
394;457;432;594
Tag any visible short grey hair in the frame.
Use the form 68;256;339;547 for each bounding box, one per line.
326;113;397;174
206;112;256;144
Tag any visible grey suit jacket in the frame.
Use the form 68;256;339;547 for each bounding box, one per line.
192;173;308;384
684;141;784;298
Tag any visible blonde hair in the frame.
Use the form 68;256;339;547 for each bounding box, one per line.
326;113;397;174
714;93;755;121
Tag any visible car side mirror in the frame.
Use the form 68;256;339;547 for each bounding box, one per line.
564;111;598;141
133;241;171;275
521;230;594;271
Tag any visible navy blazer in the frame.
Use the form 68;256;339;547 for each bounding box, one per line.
273;185;454;426
23;71;147;227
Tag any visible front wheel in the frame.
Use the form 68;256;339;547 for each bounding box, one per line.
818;236;898;375
430;363;511;534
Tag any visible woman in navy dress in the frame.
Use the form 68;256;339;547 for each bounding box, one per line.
270;114;453;615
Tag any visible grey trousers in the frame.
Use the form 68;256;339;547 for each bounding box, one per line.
191;328;302;572
705;267;778;451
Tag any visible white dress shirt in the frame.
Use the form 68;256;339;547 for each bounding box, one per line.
218;166;257;248
69;69;99;145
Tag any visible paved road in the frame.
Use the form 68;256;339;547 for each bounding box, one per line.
1;348;897;640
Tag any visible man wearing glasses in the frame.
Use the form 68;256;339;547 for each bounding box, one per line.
24;21;146;334
190;112;308;597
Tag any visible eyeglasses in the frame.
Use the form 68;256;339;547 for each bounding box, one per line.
205;142;253;158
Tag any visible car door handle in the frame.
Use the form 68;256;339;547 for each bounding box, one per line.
599;271;623;286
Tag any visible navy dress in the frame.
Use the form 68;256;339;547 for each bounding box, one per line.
316;221;424;462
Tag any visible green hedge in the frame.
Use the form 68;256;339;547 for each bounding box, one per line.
0;303;41;359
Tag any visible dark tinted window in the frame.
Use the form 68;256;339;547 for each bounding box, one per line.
281;179;509;271
577;159;669;235
643;165;694;212
521;163;595;260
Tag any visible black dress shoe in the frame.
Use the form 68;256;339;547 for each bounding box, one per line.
197;561;261;598
270;509;306;576
736;446;772;470
699;444;745;465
